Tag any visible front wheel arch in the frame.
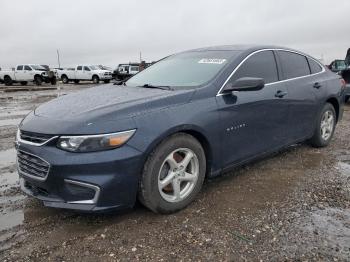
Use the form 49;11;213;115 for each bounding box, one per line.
140;126;213;177
326;97;340;122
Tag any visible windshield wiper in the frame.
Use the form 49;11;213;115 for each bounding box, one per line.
139;84;173;91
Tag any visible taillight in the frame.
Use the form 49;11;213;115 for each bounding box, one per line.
340;78;346;91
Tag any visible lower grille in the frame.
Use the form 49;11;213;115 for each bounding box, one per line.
17;150;50;180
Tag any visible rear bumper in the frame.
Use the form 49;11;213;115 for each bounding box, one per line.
17;141;144;212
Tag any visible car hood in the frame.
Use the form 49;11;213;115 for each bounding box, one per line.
34;84;194;122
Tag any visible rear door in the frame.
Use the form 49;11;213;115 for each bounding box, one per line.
216;50;290;167
15;65;25;80
75;66;83;79
276;50;320;141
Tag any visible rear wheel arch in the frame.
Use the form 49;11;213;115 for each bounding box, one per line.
325;97;339;122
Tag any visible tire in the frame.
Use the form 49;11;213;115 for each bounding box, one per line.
138;133;206;214
34;75;42;86
4;76;13;86
345;96;349;103
309;103;336;148
92;75;100;84
61;75;69;84
74;80;80;84
104;80;110;84
20;81;27;86
50;77;57;85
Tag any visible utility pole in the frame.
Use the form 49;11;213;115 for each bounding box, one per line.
57;49;61;68
139;51;142;63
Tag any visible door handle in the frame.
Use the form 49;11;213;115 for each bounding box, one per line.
275;90;288;98
313;82;322;89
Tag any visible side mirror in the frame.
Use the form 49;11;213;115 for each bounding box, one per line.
223;77;265;93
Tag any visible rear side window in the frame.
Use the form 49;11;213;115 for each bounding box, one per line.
308;58;323;74
77;66;82;70
228;51;278;84
17;65;23;70
278;51;310;79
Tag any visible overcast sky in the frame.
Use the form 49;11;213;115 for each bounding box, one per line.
1;0;349;68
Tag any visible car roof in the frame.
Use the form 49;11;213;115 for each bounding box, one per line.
186;44;298;53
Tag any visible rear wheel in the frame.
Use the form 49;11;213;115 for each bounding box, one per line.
61;75;69;84
34;75;42;86
139;133;206;214
4;76;13;86
92;75;99;84
309;103;336;147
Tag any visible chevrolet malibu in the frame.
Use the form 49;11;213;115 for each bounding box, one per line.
16;45;345;213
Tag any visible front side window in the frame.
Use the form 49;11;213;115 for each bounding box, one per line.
84;66;91;71
127;50;240;87
308;58;323;74
278;51;310;79
227;50;278;84
24;65;32;71
77;66;82;70
17;65;23;70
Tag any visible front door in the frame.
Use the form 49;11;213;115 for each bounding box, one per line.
216;50;290;168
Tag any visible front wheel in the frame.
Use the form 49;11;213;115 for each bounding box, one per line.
34;76;42;86
139;133;206;214
309;103;336;148
61;75;69;84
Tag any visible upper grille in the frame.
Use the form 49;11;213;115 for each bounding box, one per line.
17;150;50;180
20;130;55;145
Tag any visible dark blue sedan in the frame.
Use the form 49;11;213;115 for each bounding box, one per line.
16;45;345;213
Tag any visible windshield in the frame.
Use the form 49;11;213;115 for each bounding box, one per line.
126;50;240;87
30;65;46;70
89;65;98;70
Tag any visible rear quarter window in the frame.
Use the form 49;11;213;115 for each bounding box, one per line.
308;58;323;74
278;51;310;80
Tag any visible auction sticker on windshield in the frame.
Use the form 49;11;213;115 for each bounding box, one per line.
198;58;227;64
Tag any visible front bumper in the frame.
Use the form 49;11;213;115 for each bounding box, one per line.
100;75;113;80
17;140;144;212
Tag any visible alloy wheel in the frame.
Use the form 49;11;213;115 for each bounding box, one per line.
158;148;199;203
320;110;334;141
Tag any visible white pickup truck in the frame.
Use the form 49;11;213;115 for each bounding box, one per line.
0;64;56;86
58;65;113;84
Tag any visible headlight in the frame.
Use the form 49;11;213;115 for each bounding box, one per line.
57;129;136;152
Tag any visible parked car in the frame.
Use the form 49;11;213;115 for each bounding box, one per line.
0;64;56;86
58;65;113;84
113;63;140;80
342;49;350;102
16;45;344;214
328;59;347;73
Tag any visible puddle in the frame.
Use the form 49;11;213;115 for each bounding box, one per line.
304;208;350;255
0;172;19;194
338;161;350;177
0;194;25;205
0;118;22;127
0;210;24;232
0;148;16;169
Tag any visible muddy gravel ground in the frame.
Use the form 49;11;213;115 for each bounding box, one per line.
0;83;349;261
